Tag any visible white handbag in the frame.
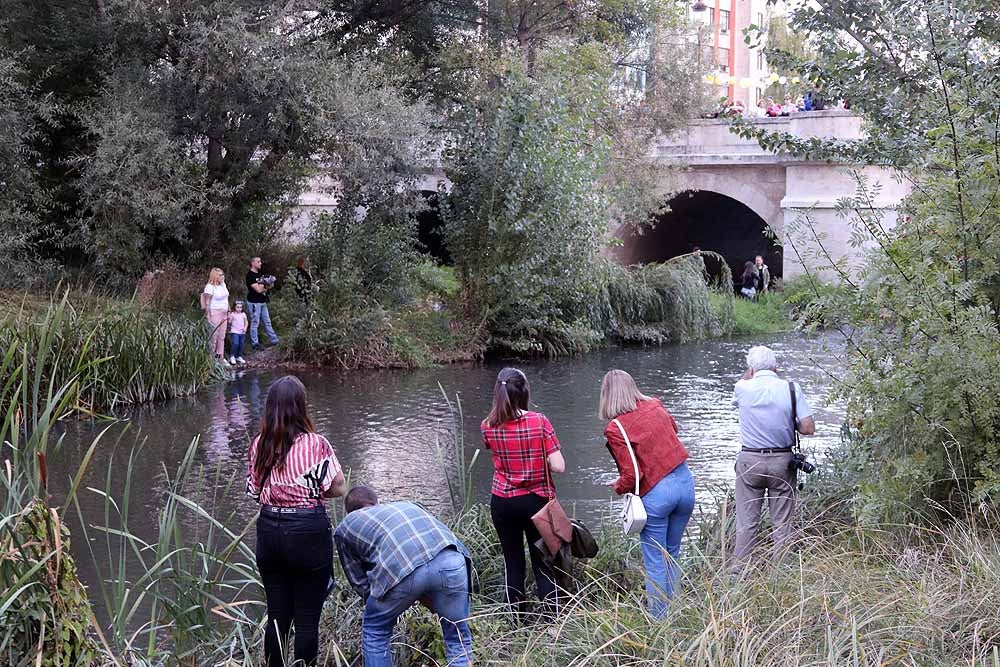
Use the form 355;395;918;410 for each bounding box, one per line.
612;418;647;535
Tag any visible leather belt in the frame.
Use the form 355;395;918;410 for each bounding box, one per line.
260;505;325;514
741;447;793;454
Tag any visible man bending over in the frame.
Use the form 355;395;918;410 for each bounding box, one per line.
334;486;473;667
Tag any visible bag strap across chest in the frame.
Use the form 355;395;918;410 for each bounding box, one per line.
611;418;641;496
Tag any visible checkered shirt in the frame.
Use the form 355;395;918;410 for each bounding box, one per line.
481;411;561;498
334;501;471;600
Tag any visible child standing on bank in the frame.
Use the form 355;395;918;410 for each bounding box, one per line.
229;301;249;365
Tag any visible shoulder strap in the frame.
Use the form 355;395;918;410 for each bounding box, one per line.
612;418;641;496
788;381;799;449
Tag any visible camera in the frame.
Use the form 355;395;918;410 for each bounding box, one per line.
789;452;816;474
260;275;277;287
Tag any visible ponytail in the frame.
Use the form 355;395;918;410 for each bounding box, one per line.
486;368;530;427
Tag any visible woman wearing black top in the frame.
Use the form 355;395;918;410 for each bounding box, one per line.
739;261;757;299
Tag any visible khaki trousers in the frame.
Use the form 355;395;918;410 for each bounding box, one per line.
733;449;796;571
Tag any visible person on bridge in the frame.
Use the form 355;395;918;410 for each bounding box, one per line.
335;486;473;667
599;370;695;619
731;346;815;573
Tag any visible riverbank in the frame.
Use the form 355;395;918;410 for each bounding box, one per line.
0;291;219;413
13;480;999;666
4;279;797;388
5;357;990;665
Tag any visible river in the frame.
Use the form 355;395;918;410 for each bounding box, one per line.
50;331;848;602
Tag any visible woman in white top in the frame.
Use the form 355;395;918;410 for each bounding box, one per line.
201;268;230;362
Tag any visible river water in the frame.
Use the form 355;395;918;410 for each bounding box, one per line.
50;332;848;597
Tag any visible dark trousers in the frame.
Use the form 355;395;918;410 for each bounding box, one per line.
256;506;333;667
490;493;557;616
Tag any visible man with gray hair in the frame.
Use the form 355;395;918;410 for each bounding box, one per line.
731;345;815;571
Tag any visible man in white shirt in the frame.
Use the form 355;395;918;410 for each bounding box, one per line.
731;345;815;572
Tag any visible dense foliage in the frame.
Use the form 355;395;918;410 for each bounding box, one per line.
0;0;721;360
750;0;1000;521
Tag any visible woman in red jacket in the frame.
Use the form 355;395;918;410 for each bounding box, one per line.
600;369;695;618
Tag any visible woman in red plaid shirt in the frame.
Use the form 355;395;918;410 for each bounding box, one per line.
481;367;566;618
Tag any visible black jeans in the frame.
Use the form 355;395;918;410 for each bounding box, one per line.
256;506;333;667
490;493;557;616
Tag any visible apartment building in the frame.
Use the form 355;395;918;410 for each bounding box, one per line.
687;0;786;108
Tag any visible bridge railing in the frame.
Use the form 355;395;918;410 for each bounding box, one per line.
653;109;862;161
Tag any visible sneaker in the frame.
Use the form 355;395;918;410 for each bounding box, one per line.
229;356;237;365
237;356;247;365
265;339;279;348
251;343;261;351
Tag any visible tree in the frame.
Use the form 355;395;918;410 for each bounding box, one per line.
443;48;619;354
67;0;434;278
757;0;1000;521
0;50;49;279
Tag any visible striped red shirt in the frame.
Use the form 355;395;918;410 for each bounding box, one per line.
481;411;561;498
246;432;342;507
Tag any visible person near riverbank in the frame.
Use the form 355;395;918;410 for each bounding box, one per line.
201;268;230;364
335;486;473;667
481;367;565;619
246;376;347;667
731;346;815;573
246;256;279;351
754;255;770;294
292;256;315;308
599;370;695;618
228;301;248;365
740;261;757;299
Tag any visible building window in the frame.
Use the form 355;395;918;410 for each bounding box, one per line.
717;47;730;72
757;51;765;70
719;9;730;33
757;12;765;28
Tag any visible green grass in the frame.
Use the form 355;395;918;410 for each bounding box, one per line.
717;291;796;336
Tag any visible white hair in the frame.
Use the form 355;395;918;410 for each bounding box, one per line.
746;346;778;371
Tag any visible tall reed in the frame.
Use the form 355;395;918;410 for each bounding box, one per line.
0;291;219;414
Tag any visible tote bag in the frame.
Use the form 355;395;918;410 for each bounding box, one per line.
612;418;647;535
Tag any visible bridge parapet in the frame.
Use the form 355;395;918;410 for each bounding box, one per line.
653;109;862;165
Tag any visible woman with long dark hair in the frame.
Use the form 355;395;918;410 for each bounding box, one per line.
740;261;758;299
246;376;346;667
481;367;566;618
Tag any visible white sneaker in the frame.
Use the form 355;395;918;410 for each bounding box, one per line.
237;357;247;365
229;356;237;365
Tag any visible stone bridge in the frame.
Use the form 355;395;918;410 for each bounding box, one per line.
291;109;908;280
627;109;909;280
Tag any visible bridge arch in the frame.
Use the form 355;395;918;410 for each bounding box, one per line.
620;173;784;282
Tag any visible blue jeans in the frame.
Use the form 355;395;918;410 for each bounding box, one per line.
230;333;245;358
246;302;278;347
363;547;472;667
639;462;695;618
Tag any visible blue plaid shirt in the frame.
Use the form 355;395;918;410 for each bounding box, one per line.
334;501;471;600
